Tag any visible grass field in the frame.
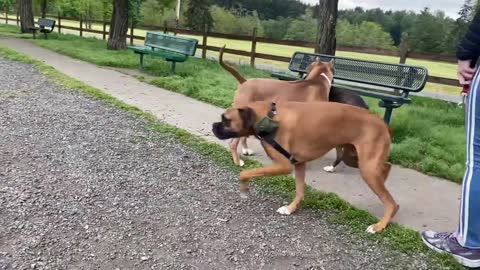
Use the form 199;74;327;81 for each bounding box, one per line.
0;23;467;184
3;16;459;94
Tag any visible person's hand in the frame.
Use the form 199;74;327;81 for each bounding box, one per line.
458;60;476;85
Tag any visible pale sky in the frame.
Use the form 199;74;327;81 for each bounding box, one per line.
299;0;462;19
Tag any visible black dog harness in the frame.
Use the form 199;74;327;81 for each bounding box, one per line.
254;103;298;164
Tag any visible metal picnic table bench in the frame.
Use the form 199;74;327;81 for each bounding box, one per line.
271;52;429;124
128;31;198;74
29;18;56;40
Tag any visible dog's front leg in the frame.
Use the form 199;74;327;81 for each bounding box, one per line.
229;138;244;167
241;137;254;156
277;162;306;215
239;162;292;197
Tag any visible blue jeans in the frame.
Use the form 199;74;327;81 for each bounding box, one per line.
457;67;480;248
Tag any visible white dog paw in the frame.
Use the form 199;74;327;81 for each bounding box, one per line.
239;192;249;199
366;225;377;234
323;165;336;173
276;206;292;216
242;148;255;156
239;159;245;167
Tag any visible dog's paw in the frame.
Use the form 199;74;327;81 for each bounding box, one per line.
239;192;249;199
366;224;385;234
366;225;377;234
276;206;292;216
323;165;336;173
239;159;245;167
242;148;255;156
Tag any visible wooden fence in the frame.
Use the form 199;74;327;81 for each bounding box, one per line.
1;14;460;87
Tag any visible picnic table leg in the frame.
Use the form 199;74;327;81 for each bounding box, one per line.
383;106;393;124
139;54;144;70
171;61;176;75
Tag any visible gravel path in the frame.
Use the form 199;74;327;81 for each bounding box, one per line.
0;58;432;270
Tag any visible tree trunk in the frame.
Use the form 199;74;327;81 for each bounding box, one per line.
315;0;338;55
88;6;93;29
41;0;47;18
18;0;35;33
107;0;129;50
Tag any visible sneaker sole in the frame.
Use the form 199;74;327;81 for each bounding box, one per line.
422;236;480;268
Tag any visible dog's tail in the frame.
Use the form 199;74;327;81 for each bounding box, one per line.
219;45;246;84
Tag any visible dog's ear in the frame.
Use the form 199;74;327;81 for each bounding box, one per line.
238;107;256;129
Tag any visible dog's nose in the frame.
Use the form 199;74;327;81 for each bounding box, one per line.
212;122;237;140
212;122;224;138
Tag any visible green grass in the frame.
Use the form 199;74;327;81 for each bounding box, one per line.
2;19;460;94
0;24;467;183
43;18;458;78
0;23;26;37
0;43;462;270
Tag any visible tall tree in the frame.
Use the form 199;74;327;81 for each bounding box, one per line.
445;0;476;54
315;0;338;55
184;0;213;31
41;0;47;17
18;0;35;33
409;8;450;53
0;0;14;18
107;0;129;50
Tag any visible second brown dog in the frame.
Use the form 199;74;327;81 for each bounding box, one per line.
219;46;334;167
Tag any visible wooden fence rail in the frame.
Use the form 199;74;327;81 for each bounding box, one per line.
0;14;460;88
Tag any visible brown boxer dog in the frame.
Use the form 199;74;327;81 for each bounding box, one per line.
212;101;399;233
219;46;334;167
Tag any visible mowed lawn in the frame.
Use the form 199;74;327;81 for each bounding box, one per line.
17;16;459;95
0;23;467;183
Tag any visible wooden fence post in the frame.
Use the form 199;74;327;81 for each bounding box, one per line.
130;20;134;45
57;14;61;34
202;24;208;59
250;27;257;67
399;32;409;64
394;32;410;95
174;18;179;36
163;21;168;34
103;21;107;40
173;21;178;36
16;12;19;26
79;16;83;37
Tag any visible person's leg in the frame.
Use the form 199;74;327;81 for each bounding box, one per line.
458;65;480;248
422;67;480;268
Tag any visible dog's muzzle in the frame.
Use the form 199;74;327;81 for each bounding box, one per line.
212;122;239;140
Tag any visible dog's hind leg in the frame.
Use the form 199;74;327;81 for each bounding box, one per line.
230;138;245;167
241;136;255;156
324;146;343;173
357;144;399;233
342;144;360;168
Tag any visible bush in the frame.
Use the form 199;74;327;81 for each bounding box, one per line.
284;9;317;42
209;5;264;36
262;17;292;39
337;19;394;49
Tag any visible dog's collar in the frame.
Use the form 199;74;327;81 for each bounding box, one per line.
320;73;332;88
255;103;299;164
